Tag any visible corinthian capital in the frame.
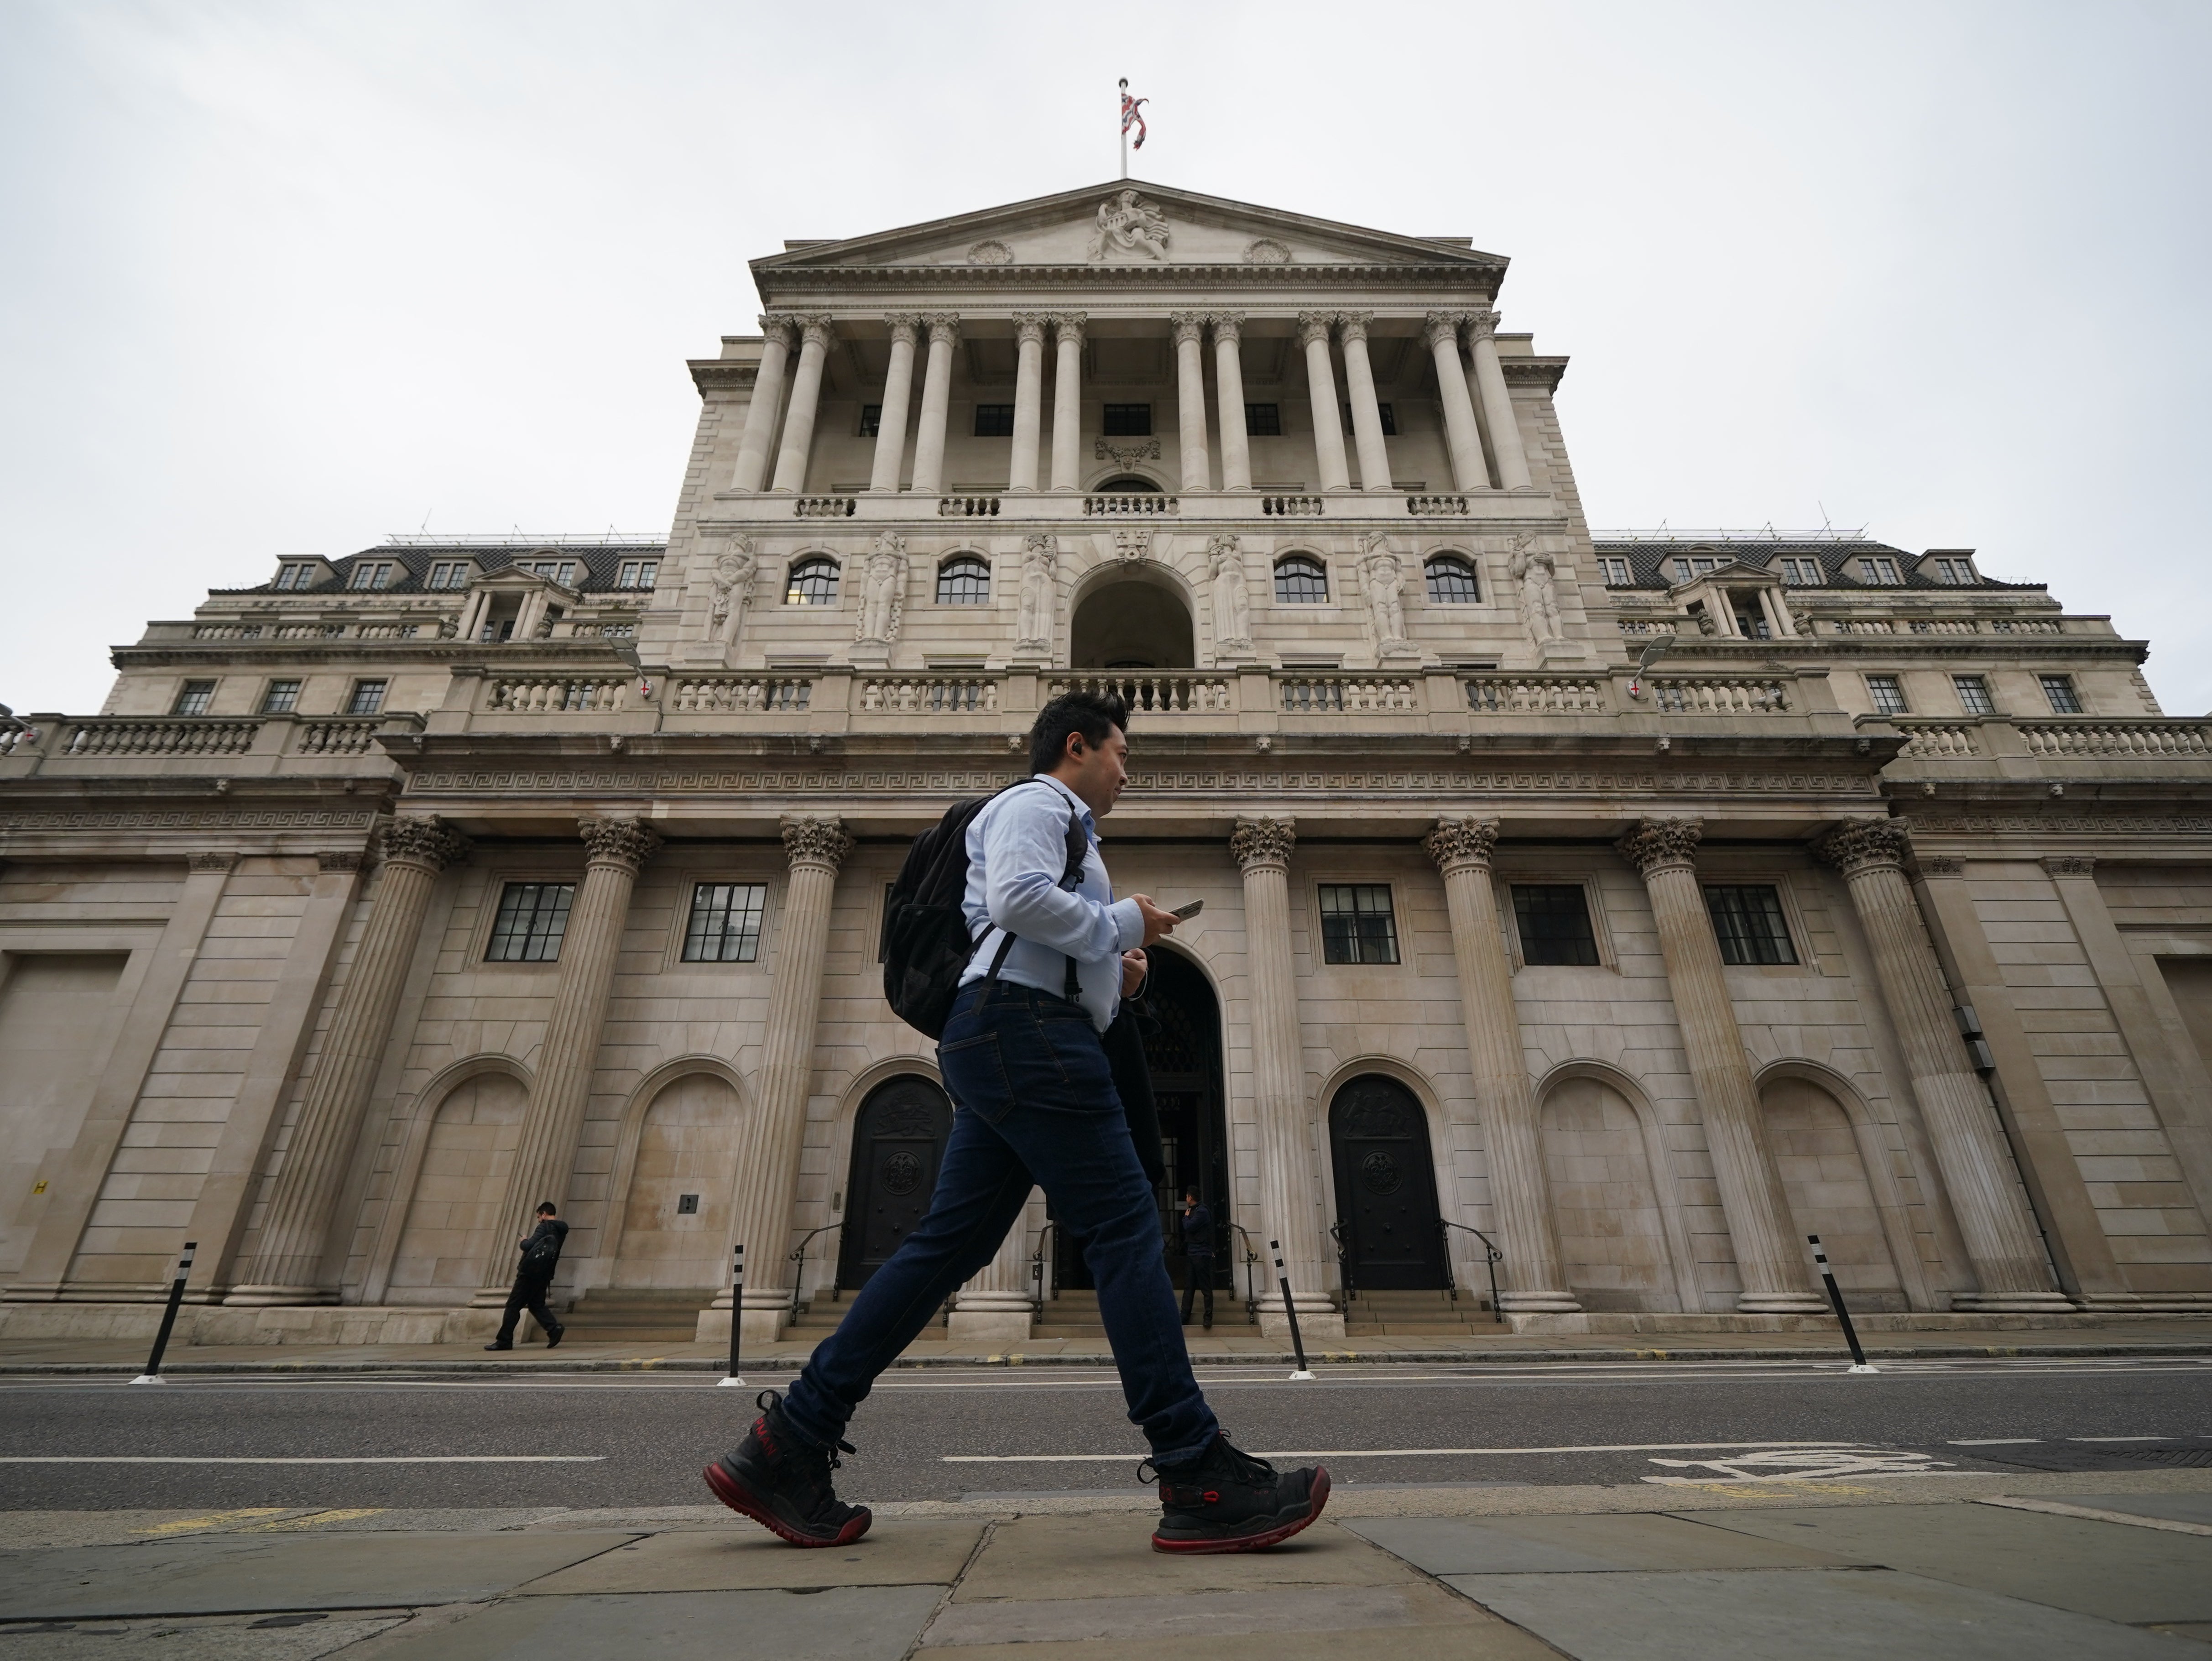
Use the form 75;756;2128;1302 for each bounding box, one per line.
1012;312;1048;346
381;816;470;872
759;314;799;348
1424;310;1469;350
580;816;662;873
794;313;836;350
922;312;960;345
1296;311;1334;348
885;313;923;345
1424;816;1501;872
1170;311;1207;347
1464;308;1501;343
781;816;854;871
1615;817;1703;877
1813;819;1912;878
1051;313;1087;349
1230;816;1296;871
1334;311;1373;344
1207;311;1246;343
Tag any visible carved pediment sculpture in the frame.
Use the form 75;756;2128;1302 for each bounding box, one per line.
1016;533;1057;651
1086;190;1170;262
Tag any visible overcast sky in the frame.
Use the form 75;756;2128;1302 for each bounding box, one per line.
4;1;2207;714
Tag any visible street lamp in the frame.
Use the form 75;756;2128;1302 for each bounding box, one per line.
1626;632;1675;700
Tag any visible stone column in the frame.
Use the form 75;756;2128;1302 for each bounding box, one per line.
1298;312;1351;491
908;313;960;497
1171;312;1211;492
475;817;660;1301
1049;313;1085;491
730;315;794;492
1424;819;1578;1310
1230;818;1343;1338
768;315;834;494
1337;313;1393;492
1465;309;1533;491
228;820;469;1305
722;817;852;1340
1210;313;1252;491
1814;821;2071;1310
1425;311;1489;494
1616;818;1826;1312
1008;313;1046;493
949;1193;1038;1345
867;314;920;493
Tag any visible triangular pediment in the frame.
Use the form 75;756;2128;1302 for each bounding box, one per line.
754;181;1506;275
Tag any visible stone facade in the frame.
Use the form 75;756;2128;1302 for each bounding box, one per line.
4;181;2209;1346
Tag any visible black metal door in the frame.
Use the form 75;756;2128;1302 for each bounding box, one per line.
838;1076;952;1289
1328;1076;1447;1290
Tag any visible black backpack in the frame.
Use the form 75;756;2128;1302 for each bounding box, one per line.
882;780;1087;1038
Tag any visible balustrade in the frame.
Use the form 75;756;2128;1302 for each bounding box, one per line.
484;676;627;714
1988;618;2064;634
293;719;386;756
2019;719;2212;758
1278;675;1420;715
1406;495;1470;516
793;496;856;518
1260;495;1324;517
1083;493;1178;516
62;718;262;757
1649;677;1790;714
1463;675;1610;715
857;676;997;715
938;496;1000;517
193;623;264;640
1891;721;1982;758
1049;672;1232;714
666;676;814;715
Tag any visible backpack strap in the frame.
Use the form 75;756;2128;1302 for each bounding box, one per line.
979;782;1094;1004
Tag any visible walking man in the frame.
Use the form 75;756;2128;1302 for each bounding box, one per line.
1179;1191;1215;1331
485;1201;566;1351
705;691;1328;1552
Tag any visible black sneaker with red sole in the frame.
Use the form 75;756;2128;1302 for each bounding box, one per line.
1149;1433;1330;1553
703;1389;871;1548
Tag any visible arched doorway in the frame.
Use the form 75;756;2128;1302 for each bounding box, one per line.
1054;947;1230;1295
388;1072;526;1304
838;1076;954;1290
1069;572;1194;669
1329;1076;1447;1290
611;1073;741;1290
1759;1076;1906;1310
1539;1075;1677;1311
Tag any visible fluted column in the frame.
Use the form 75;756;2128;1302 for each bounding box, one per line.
1617;818;1826;1312
1231;818;1341;1337
1008;313;1046;493
1171;312;1211;492
768;315;834;493
227;819;468;1304
1816;821;2071;1310
1425;311;1489;494
722;817;852;1339
1465;309;1533;490
1337;313;1393;491
1049;313;1085;491
731;316;795;492
868;314;920;493
1210;313;1252;491
948;1186;1038;1345
908;313;960;497
1298;312;1351;491
1424;819;1578;1311
475;817;660;1301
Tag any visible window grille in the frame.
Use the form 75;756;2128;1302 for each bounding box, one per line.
682;883;767;962
349;562;394;590
261;679;301;714
275;563;316;591
616;560;658;590
428;561;471;590
858;404;881;438
1953;675;1995;716
1599;557;1632;585
1513;885;1601;966
1930;557;1974;584
2040;674;2083;714
1244;403;1281;436
1864;674;1909;716
1858;557;1904;585
1424;555;1480;604
1274;554;1328;604
1318;884;1400;965
936;554;990;605
1671;556;1721;582
487;882;574;962
973;405;1015;438
786;558;839;605
346;680;387;716
1705;885;1798;965
1779;557;1823;585
172;681;216;716
1102;403;1152;436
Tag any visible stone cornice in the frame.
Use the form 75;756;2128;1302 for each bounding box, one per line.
689;361;761;392
759;263;1505;298
1499;358;1570;391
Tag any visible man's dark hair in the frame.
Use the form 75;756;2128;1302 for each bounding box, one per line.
1028;689;1131;775
536;1201;558;1216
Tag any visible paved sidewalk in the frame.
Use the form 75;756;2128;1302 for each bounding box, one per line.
5;1317;2210;1376
2;1468;2209;1656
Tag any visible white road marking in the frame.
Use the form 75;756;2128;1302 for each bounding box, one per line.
1644;1448;1963;1483
0;1456;605;1464
1949;1438;2043;1445
943;1441;1857;1463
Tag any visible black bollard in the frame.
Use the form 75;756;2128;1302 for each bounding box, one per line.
1271;1239;1315;1381
1808;1234;1878;1374
719;1244;747;1388
130;1241;197;1385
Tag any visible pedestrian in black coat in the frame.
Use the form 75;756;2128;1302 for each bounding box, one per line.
487;1201;567;1351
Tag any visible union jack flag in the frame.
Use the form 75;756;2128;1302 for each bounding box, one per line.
1121;89;1148;150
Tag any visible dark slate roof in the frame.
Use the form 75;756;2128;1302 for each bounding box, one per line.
1586;538;2043;593
214;542;671;597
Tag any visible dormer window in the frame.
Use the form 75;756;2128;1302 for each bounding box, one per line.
1598;557;1632;585
521;559;578;585
1857;556;1904;585
1928;556;1975;585
349;562;396;590
1778;557;1822;585
427;561;473;590
1670;556;1721;582
616;559;658;590
274;562;319;591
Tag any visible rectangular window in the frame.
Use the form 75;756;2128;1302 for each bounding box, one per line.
972;404;1016;438
275;563;316;590
1102;403;1152;436
616;560;658;590
1512;885;1601;966
858;403;881;438
682;882;768;962
260;679;301;714
427;561;471;590
1342;402;1399;436
172;680;216;716
1864;674;1909;716
1670;555;1722;582
1858;556;1904;585
1779;557;1822;585
1598;557;1632;585
486;882;574;962
1244;403;1281;436
2040;674;2083;714
1318;883;1400;966
524;559;578;585
1705;885;1799;966
1952;674;1995;716
346;679;387;716
349;561;394;590
1930;557;1974;584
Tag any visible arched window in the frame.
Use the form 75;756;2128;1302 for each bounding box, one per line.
1273;554;1329;605
1094;474;1162;493
1424;554;1481;605
784;557;839;606
935;554;991;606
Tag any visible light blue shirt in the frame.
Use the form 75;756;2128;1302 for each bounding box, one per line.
958;773;1144;1032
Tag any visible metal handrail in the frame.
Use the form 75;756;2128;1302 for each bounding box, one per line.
1327;1221;1356;1303
1030;1220;1057;1319
1439;1217;1505;1323
1224;1222;1263;1326
788;1222;841;1317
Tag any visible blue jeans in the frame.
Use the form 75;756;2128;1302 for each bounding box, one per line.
782;980;1219;1467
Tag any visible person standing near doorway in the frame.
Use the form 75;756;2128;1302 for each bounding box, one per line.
486;1201;566;1351
1179;1191;1215;1330
703;690;1328;1553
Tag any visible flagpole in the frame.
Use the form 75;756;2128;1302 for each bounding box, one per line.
1119;78;1128;179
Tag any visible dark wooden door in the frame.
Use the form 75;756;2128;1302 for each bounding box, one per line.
838;1076;953;1289
1328;1076;1447;1290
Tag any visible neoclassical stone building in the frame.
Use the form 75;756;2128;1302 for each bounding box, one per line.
4;181;2209;1348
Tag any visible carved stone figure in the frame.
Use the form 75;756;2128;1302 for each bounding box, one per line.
856;535;906;644
1086;190;1170;261
1016;534;1057;650
1362;535;1408;649
1209;535;1252;649
1508;533;1563;645
709;536;756;640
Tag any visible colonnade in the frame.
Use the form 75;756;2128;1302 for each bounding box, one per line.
728;306;1534;500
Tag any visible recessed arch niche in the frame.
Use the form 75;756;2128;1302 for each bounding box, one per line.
386;1071;527;1304
1069;564;1194;669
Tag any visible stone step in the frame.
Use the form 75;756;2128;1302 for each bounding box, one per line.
560;1288;716;1344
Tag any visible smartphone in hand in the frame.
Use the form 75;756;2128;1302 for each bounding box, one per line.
1170;900;1205;920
